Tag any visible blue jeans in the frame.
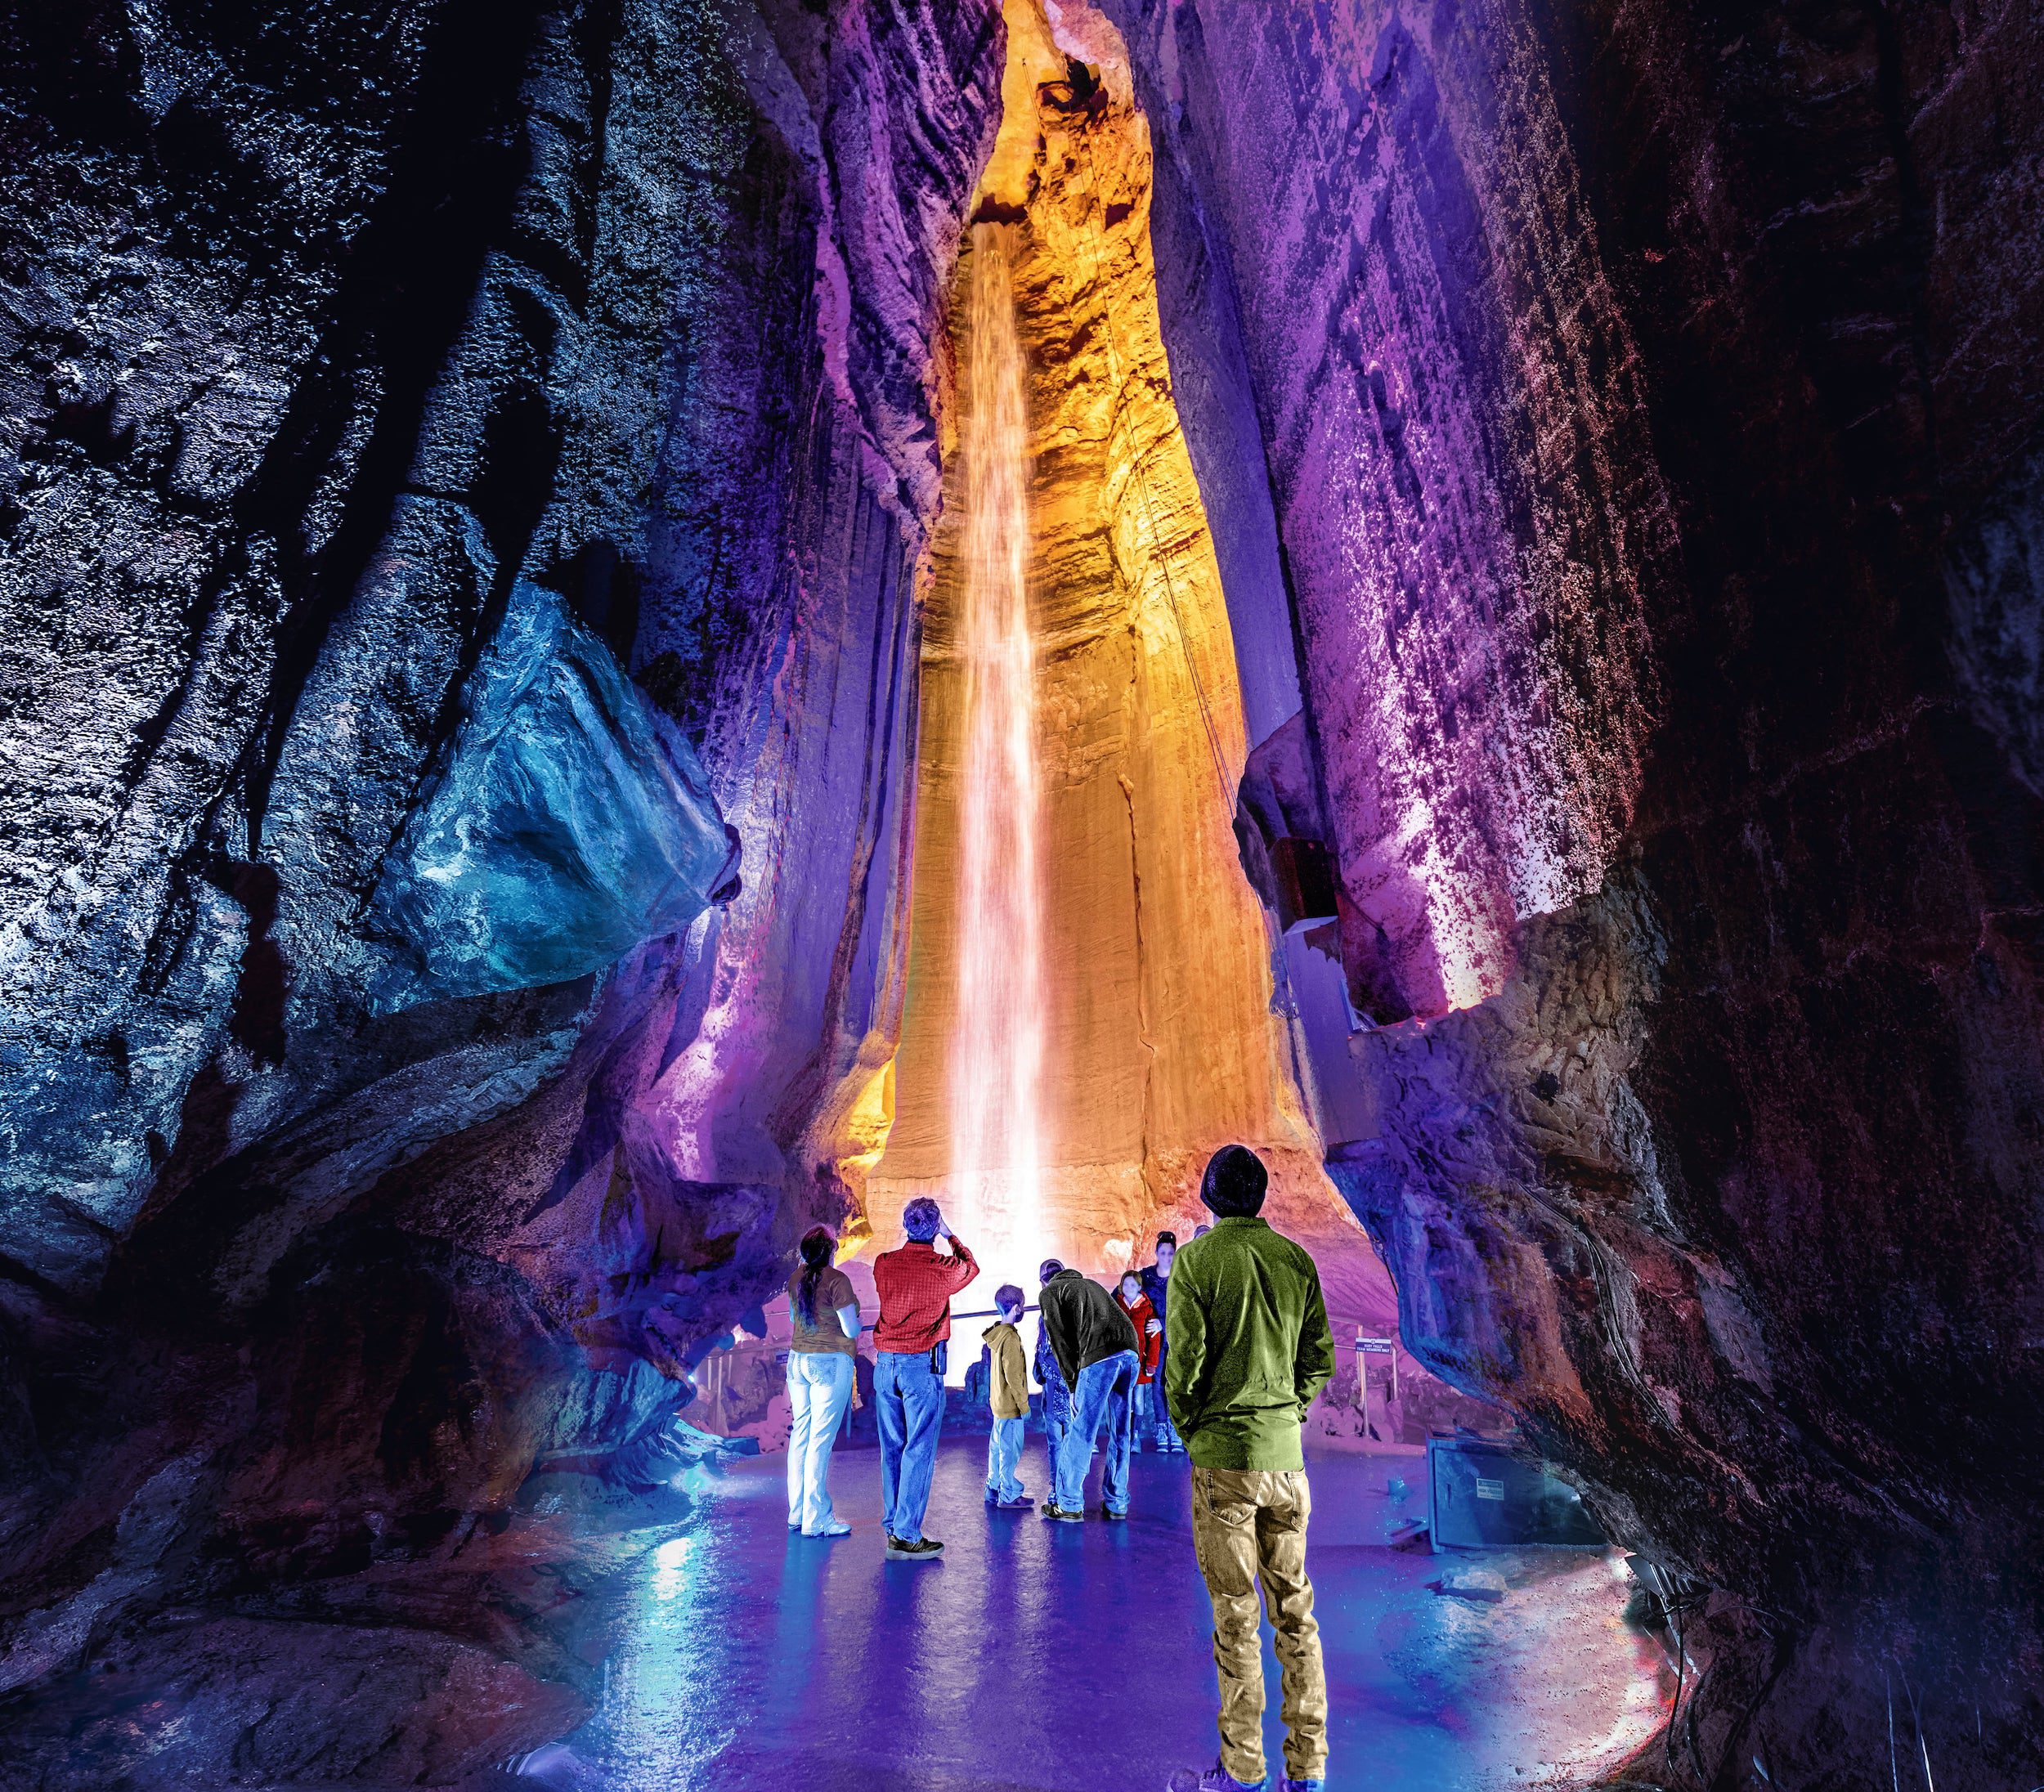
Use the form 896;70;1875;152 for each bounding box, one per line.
986;1416;1026;1501
874;1350;944;1543
1135;1382;1183;1450
1132;1380;1155;1446
785;1351;854;1532
1154;1346;1184;1449
1055;1349;1138;1514
1041;1402;1069;1481
1159;1409;1184;1450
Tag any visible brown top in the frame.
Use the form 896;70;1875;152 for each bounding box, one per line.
984;1320;1030;1419
787;1264;859;1356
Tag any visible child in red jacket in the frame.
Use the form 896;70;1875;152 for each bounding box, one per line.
1115;1271;1164;1451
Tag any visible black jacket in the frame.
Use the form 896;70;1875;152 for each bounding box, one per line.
1038;1270;1140;1388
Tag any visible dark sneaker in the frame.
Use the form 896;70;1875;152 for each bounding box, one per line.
1279;1779;1326;1791
1102;1508;1128;1521
1041;1503;1084;1522
885;1535;944;1559
995;1495;1035;1509
1165;1767;1268;1792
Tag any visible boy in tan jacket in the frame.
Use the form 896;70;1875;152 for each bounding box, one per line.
982;1284;1033;1509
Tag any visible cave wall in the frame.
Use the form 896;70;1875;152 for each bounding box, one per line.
0;0;999;1772
1109;0;1677;1025
1103;0;2044;1779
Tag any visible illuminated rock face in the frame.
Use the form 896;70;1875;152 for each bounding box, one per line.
1110;0;1674;1025
1106;0;2044;1776
0;0;999;1768
363;580;737;1013
867;0;1397;1335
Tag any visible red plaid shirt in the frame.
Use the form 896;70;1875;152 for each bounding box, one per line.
872;1237;979;1353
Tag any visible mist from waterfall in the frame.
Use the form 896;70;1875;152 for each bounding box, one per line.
948;222;1047;1292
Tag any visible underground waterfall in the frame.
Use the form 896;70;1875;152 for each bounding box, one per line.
944;222;1047;1297
862;6;1411;1361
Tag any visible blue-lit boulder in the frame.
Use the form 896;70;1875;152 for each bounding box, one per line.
365;582;739;1014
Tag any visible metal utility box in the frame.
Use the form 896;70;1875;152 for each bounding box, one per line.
1426;1434;1605;1551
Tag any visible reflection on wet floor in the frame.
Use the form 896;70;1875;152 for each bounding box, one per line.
525;1438;1666;1792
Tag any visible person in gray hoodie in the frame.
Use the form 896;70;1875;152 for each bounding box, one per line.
1033;1257;1074;1458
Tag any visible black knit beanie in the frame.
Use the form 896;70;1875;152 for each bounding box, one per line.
1199;1144;1267;1217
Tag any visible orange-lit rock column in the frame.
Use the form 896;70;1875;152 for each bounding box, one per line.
863;0;1396;1339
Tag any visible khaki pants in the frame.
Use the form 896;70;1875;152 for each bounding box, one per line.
1190;1467;1328;1785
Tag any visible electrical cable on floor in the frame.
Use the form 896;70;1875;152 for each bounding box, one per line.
1887;1667;1902;1792
1901;1671;1937;1792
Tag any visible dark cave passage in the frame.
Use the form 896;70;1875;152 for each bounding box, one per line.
3;0;2043;1789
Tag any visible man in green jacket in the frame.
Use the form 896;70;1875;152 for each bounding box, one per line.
1163;1145;1336;1792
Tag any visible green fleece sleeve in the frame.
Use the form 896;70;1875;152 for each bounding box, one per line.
1293;1263;1335;1419
1163;1260;1208;1436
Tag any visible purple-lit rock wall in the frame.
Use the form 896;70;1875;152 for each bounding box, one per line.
1106;0;2044;1777
0;0;997;1773
1111;0;1676;1023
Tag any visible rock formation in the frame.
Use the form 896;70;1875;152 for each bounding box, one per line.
1103;0;2044;1780
1;0;1001;1776
864;0;1405;1344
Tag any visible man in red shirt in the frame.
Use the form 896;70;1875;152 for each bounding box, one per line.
872;1197;979;1558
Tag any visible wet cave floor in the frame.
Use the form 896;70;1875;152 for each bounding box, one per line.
535;1437;1669;1792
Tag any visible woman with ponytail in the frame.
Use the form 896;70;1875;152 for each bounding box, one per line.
785;1226;861;1537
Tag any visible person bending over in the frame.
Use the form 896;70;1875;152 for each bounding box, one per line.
1164;1145;1335;1792
872;1198;978;1559
982;1285;1033;1509
1036;1261;1140;1522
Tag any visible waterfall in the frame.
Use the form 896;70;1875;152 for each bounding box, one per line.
948;222;1047;1290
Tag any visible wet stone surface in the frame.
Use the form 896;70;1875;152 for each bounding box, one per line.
536;1438;1664;1792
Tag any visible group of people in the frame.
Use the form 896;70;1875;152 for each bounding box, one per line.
979;1240;1177;1519
1022;1234;1191;1469
778;1144;1338;1792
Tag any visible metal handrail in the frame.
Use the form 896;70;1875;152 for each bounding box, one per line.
830;1302;1040;1320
